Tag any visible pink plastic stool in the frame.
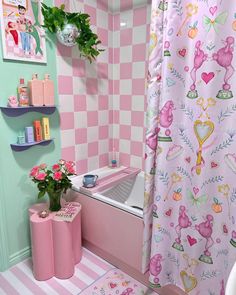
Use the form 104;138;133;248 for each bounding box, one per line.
29;202;82;281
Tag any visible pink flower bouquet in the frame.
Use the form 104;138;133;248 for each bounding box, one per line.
29;160;76;211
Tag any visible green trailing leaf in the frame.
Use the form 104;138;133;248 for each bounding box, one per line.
41;3;103;62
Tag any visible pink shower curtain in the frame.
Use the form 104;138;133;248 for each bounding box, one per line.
143;0;236;294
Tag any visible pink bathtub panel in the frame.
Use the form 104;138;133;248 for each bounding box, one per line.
74;193;143;272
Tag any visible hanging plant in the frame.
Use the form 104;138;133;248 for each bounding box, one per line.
41;3;103;62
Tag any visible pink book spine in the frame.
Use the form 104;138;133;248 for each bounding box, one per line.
43;74;54;106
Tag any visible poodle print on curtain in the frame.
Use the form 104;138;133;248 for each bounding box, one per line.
143;0;236;294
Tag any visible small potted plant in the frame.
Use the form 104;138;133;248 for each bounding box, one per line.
29;160;76;211
41;3;103;62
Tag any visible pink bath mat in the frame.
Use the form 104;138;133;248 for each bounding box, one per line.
80;268;156;295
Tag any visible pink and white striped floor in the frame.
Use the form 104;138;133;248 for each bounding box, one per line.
0;248;113;295
0;248;153;295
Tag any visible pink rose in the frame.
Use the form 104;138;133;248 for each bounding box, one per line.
30;166;39;177
53;171;62;181
67;161;75;166
65;162;71;168
67;166;75;174
52;164;60;171
40;163;47;169
65;161;75;174
35;173;47;181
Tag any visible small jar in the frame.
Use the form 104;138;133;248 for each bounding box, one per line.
111;159;117;168
17;134;25;144
109;150;119;168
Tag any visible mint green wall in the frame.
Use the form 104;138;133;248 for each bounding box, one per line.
0;0;61;271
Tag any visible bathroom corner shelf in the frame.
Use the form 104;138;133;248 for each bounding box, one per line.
11;139;54;152
0;106;56;117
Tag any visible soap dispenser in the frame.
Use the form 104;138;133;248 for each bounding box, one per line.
28;74;44;106
43;74;55;106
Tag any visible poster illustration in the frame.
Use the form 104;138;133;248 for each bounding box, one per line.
0;0;47;63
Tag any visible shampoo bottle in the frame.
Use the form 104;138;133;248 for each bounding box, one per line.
42;117;50;140
25;126;34;143
43;74;54;106
28;74;44;106
18;78;29;106
33;120;43;142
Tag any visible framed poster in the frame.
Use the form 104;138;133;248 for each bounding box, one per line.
0;0;47;63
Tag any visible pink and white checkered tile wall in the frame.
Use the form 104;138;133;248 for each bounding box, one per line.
111;3;151;170
57;0;151;174
57;0;110;174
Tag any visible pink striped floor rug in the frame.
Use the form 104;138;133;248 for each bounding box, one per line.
0;248;153;295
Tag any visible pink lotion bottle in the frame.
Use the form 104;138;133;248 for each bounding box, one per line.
43;74;55;106
28;74;44;106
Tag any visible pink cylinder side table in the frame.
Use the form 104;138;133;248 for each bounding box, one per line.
29;202;82;281
30;211;55;280
72;210;82;264
52;218;75;279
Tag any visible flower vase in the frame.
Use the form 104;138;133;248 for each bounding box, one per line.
47;190;63;212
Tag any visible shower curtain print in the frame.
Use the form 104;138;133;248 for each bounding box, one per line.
143;0;236;294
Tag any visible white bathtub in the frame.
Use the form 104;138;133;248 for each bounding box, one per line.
71;166;144;218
